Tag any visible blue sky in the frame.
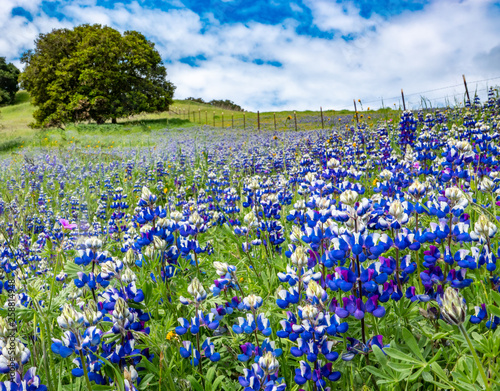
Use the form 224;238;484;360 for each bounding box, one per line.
1;0;500;110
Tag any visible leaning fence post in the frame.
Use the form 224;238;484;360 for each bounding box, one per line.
463;74;471;103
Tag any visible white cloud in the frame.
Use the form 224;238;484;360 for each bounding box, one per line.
0;0;499;111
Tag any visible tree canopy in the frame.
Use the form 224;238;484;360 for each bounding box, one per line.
20;24;175;127
0;57;20;105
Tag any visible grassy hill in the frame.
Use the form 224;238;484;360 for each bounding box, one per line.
0;91;398;154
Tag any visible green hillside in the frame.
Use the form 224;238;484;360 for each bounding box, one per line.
0;91;398;154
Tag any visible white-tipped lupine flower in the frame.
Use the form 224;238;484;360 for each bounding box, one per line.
85;237;102;251
243;294;263;310
290;225;303;242
213;262;236;277
244;211;258;227
187;277;207;303
171;210;183;222
57;304;83;329
121;267;137;284
408;179;426;198
380;169;393;181
340;190;358;206
306;280;327;303
291;246;309;269
300;304;318;320
438;287;466;326
389;200;409;227
471;214;497;242
0;317;10;338
140;186;156;204
259;351;279;374
248;177;261;191
0;339;30;368
83;301;103;326
189;211;204;226
124;365;138;384
327;157;341;169
480;176;495;192
445;187;468;209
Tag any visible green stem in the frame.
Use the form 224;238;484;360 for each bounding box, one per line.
79;349;93;391
459;324;491;391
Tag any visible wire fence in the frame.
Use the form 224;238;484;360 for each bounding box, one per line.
167;75;500;130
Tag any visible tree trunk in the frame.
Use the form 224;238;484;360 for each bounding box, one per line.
112;117;117;124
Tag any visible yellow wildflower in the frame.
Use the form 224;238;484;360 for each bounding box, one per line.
166;331;177;341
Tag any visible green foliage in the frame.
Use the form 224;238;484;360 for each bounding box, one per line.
185;97;245;111
20;24;176;128
0;57;20;105
208;99;244;111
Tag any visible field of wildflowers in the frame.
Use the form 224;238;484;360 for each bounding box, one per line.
0;88;500;391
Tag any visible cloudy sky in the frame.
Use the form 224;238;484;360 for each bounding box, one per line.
1;0;500;111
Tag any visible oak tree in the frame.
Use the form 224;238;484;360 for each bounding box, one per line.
21;24;175;127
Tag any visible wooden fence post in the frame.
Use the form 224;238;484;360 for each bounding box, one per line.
274;113;276;131
401;89;406;110
320;106;324;129
257;111;260;131
294;111;297;131
463;74;471;102
353;100;359;125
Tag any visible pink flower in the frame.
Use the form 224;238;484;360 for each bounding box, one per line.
413;162;420;169
59;219;77;230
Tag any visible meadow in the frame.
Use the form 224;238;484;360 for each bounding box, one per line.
0;89;499;391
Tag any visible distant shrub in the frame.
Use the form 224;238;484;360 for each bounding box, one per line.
185;97;244;111
186;97;206;104
208;99;244;111
0;138;23;152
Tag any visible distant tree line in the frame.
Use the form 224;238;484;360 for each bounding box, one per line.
186;97;244;111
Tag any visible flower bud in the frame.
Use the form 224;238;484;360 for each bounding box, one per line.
189;211;204;226
124;248;136;267
472;214;497;242
480;176;495;192
121;268;137;284
340;190;358;206
291;246;308;269
85;236;102;251
244;211;258;226
153;236;167;251
306;280;326;303
187;278;207;302
57;304;83;329
258;351;279;374
171;210;183;222
439;287;466;326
